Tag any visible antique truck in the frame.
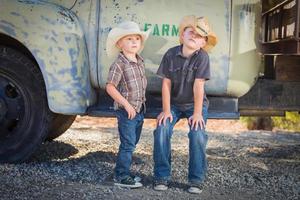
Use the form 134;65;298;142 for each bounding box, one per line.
0;0;299;163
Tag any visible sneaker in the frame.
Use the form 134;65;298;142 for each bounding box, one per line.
153;180;169;191
131;175;142;183
114;176;143;188
187;184;203;194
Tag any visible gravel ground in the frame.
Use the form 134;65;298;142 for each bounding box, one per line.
0;117;299;200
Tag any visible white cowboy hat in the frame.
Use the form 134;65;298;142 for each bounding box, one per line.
106;21;151;58
179;15;217;52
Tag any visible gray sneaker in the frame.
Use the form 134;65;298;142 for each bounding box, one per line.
153;180;169;191
114;176;143;188
187;184;203;194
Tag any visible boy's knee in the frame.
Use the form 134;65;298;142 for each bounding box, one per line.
120;142;136;151
189;130;208;144
156;120;173;131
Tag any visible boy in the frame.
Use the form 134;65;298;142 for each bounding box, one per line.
106;21;150;188
153;15;217;194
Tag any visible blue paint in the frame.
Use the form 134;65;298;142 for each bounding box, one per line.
22;31;29;38
224;0;230;38
18;0;42;5
0;21;16;36
65;36;71;43
50;36;58;43
49;60;58;66
57;68;71;74
40;15;56;25
10;12;21;17
48;47;53;53
23;17;29;25
69;48;79;75
51;30;58;37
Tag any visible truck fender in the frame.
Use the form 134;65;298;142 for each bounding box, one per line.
0;0;96;114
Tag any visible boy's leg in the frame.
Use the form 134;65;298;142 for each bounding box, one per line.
153;107;180;182
131;112;144;182
187;106;209;185
114;109;140;181
135;112;144;145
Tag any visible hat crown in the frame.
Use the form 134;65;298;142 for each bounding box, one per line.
106;21;150;58
117;21;141;32
196;17;210;36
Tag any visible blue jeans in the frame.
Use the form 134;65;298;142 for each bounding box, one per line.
114;109;144;180
153;105;208;184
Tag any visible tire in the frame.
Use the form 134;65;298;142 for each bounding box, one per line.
46;113;76;141
0;46;51;163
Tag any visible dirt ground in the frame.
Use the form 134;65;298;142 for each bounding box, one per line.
0;117;299;200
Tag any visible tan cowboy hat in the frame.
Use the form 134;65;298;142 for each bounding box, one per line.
179;15;217;51
106;21;151;58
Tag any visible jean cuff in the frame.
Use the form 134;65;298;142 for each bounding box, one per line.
188;180;203;186
154;176;171;182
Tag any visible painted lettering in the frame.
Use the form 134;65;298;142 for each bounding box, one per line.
144;23;179;37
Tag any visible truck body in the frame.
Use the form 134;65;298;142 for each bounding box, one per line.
0;0;299;163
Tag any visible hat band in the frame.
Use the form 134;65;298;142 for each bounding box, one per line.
196;25;208;35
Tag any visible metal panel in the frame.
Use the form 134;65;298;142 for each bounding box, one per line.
98;0;231;96
0;0;96;114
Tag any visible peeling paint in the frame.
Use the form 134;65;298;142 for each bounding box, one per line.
0;0;96;114
0;20;17;36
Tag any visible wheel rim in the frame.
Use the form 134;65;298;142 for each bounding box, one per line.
0;74;25;140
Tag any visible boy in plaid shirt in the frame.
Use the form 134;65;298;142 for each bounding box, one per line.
106;21;150;188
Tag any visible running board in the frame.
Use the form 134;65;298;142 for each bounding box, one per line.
87;91;239;119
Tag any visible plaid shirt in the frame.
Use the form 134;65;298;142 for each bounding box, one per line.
107;52;147;113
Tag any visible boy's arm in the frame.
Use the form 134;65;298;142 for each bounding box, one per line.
106;83;136;119
188;78;205;130
157;78;173;126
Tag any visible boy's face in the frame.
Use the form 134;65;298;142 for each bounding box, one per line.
181;27;207;50
117;34;142;55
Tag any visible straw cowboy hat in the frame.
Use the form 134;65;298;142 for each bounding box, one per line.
179;15;217;51
106;21;151;58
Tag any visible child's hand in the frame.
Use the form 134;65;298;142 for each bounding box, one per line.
188;113;205;131
157;111;173;126
124;104;136;120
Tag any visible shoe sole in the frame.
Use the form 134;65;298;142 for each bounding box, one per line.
188;187;202;194
153;185;168;191
114;182;143;188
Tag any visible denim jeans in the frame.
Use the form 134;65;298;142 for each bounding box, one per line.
153;105;208;184
114;109;144;180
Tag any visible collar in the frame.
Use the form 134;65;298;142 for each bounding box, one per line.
118;52;144;64
175;45;200;58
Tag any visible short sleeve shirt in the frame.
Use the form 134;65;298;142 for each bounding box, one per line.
107;52;147;112
156;45;210;110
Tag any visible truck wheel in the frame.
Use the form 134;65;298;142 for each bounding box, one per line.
0;46;51;163
46;113;76;141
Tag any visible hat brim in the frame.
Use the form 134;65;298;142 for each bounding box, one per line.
106;28;151;58
179;31;217;52
202;32;217;52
